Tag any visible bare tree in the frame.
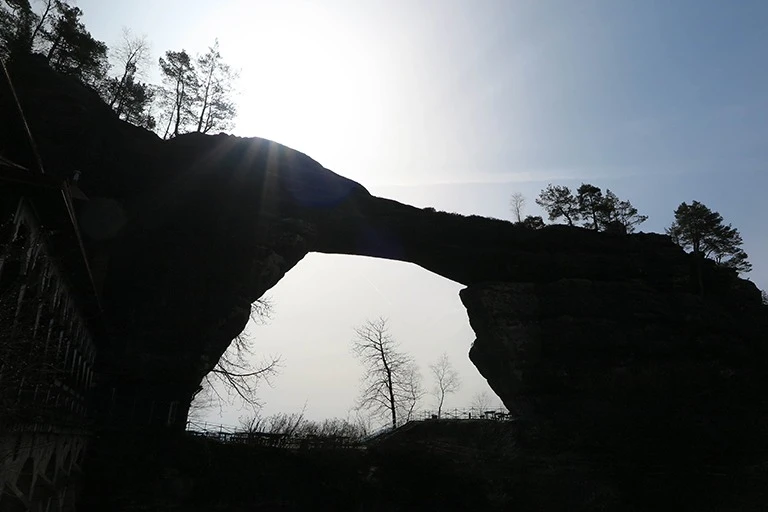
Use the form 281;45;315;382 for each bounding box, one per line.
191;297;281;416
249;295;273;325
312;417;368;439
510;192;526;223
471;391;493;413
348;410;373;437
107;29;150;108
239;404;307;436
238;406;369;441
96;29;156;129
398;362;425;423
238;412;268;433
351;317;416;429
204;333;281;408
429;352;460;418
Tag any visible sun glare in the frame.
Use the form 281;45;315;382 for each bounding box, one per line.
222;2;390;179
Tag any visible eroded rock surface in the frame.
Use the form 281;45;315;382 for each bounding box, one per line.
3;54;768;508
462;273;768;508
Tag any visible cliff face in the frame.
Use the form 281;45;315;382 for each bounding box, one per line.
461;271;768;508
3;55;768;508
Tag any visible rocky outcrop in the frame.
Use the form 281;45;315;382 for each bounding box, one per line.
462;270;768;508
3;53;768;509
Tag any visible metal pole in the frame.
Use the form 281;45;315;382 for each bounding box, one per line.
0;59;46;174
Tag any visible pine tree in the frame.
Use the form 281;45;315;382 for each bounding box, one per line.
40;2;109;86
667;201;751;273
576;183;605;231
600;189;647;233
193;40;237;134
535;184;580;226
158;49;197;138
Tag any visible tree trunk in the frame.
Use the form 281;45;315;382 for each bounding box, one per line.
110;67;130;109
29;1;53;48
173;101;182;137
173;80;184;137
115;95;126;119
196;65;214;132
387;368;396;428
162;111;174;140
111;46;143;108
376;335;397;429
45;34;61;62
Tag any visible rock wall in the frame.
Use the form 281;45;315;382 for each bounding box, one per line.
3;53;768;508
462;272;768;508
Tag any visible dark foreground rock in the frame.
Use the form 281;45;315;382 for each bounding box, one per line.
2;53;767;510
463;278;768;510
80;422;518;511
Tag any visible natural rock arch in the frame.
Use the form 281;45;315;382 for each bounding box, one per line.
3;54;768;508
86;131;694;428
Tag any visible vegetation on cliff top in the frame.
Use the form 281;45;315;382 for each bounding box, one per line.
0;0;237;136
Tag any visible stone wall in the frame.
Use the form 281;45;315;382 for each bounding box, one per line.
0;427;88;511
0;183;99;510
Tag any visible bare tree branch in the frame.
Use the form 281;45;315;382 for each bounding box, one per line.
471;391;494;413
510;192;526;223
430;352;461;418
351;317;422;428
190;298;281;416
107;28;151;110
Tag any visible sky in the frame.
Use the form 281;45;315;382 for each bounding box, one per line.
74;0;767;427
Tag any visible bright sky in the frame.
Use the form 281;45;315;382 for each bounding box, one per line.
76;0;767;426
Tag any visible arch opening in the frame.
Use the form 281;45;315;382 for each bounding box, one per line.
191;253;502;429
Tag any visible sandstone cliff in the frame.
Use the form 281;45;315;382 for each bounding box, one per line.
2;53;767;510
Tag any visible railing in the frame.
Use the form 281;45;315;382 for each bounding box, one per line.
186;420;238;435
408;408;514;422
185;420;363;450
185;408;515;450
